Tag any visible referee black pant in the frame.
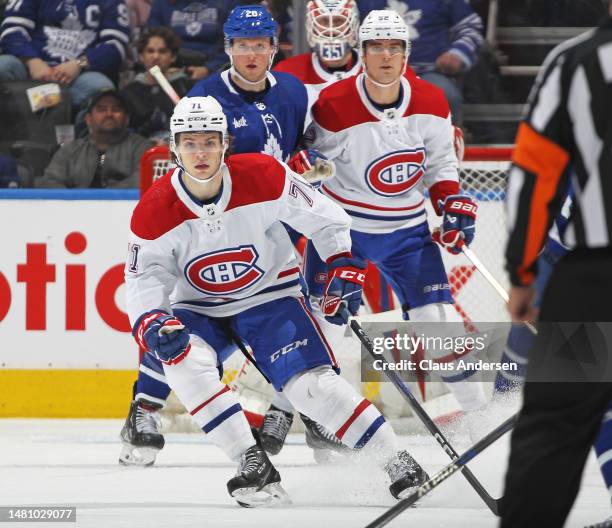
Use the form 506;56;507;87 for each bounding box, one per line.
501;247;612;527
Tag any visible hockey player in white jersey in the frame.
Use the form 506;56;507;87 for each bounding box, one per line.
124;95;429;506
119;5;340;466
303;10;489;422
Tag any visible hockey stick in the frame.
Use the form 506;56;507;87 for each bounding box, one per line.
349;319;505;516
220;321;271;384
458;243;537;335
149;65;181;105
364;413;517;528
432;230;537;335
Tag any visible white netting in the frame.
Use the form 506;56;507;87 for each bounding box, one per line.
152;158;176;181
140;148;512;432
447;160;510;325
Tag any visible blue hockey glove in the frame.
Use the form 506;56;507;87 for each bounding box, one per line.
134;311;191;365
437;195;477;254
321;256;367;325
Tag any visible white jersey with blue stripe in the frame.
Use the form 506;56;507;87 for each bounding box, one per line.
124;154;351;325
307;73;460;234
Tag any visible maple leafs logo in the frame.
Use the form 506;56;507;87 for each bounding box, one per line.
386;0;421;40
262;135;283;160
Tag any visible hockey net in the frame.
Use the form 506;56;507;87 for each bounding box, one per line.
138;145;512;432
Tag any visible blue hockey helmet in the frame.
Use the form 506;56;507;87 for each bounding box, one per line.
223;5;278;44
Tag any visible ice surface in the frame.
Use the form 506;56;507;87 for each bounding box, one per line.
0;417;608;528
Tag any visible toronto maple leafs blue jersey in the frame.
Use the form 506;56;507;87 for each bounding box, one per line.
187;70;309;161
0;0;130;75
356;0;484;71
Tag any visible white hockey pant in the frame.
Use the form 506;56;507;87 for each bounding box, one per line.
162;335;254;461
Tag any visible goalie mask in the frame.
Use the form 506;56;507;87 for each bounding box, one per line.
359;9;411;86
170;96;229;184
306;0;359;63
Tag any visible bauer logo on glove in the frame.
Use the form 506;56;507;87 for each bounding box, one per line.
321;256;367;325
437;195;477;254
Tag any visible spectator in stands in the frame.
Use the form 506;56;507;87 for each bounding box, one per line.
0;153;22;188
121;27;190;143
36;89;153;188
0;0;130;111
356;0;484;125
126;0;154;35
146;0;243;82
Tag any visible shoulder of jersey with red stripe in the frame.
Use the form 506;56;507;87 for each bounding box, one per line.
131;170;198;241
274;53;324;85
404;74;450;120
226;153;287;211
312;76;374;133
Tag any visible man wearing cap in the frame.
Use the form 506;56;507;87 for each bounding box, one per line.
36;89;153;188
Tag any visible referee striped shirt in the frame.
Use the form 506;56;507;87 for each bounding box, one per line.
505;17;612;286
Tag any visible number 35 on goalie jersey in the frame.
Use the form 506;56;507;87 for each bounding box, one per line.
305;73;461;234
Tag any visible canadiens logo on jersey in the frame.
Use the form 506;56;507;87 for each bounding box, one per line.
185;245;265;295
365;148;427;197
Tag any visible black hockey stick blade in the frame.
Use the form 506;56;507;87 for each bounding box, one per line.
364;413;517;528
350;319;508;516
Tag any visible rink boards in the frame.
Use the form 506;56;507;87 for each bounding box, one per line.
0;189;507;418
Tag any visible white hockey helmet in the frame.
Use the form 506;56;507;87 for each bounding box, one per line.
170;96;227;150
306;0;359;60
170;96;228;182
358;9;411;56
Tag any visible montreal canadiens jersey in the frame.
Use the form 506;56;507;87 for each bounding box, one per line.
125;154;351;324
306;72;460;234
0;0;129;74
187;71;308;162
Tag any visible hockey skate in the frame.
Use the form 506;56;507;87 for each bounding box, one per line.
300;413;352;464
119;400;165;466
227;445;291;507
259;404;294;455
385;450;429;499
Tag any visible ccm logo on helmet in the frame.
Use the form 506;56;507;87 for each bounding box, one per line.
185;245;264;295
365;148;426;197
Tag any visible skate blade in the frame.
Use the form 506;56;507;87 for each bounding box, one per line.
118;443;159;467
232;482;292;508
396;486;419;501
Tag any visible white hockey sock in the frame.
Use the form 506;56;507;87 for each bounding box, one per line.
270;391;294;414
284;366;397;453
443;376;488;412
409;303;489;412
163;342;254;461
